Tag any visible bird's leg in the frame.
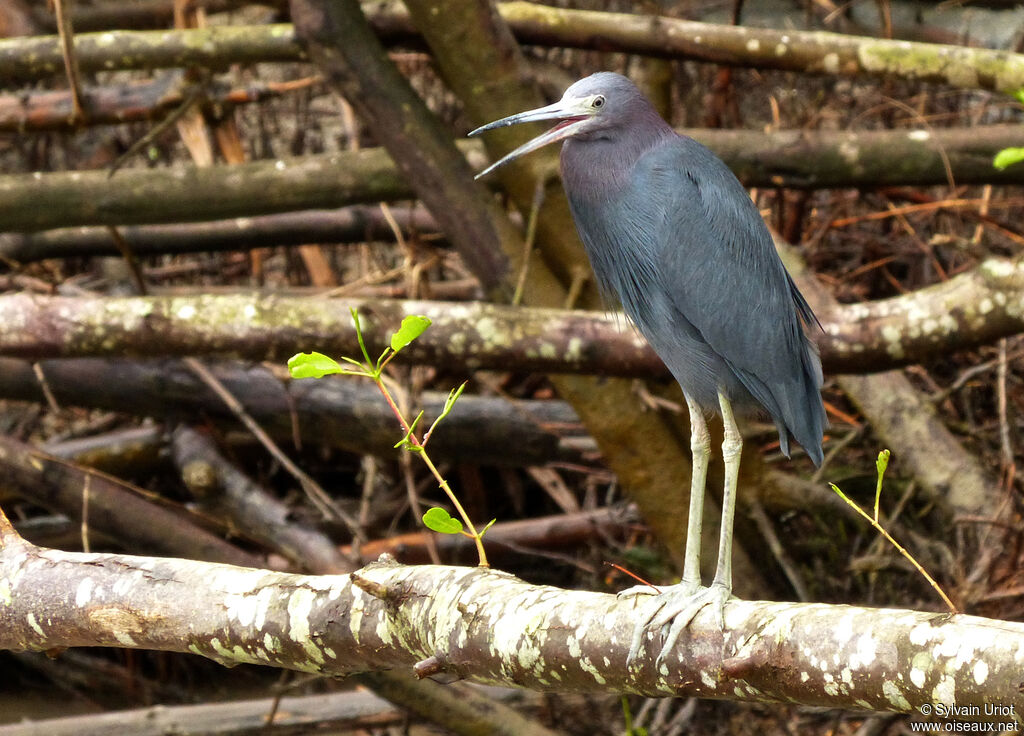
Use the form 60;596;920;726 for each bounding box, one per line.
711;389;742;597
623;393;713;664
625;391;740;666
680;392;710;589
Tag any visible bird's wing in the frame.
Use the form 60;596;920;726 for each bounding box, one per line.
639;137;824;453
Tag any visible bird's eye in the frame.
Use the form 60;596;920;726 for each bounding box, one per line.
592;95;605;109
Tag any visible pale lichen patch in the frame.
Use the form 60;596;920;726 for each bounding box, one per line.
973;660;988;685
75;577;95;607
849;632;878;669
910;667;926;688
226;591;260;628
908;622;933;646
0;578;11;606
286;587;316;642
26;612;44;637
114;629;138;647
576;654;605;685
882;680;911;710
931;674;955;704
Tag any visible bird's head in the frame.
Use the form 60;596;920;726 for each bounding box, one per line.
470;72;656;179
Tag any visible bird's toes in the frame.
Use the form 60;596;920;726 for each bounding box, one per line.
623;582;706;667
616;583;662;600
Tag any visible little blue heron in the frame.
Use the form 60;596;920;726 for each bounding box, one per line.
471;72;826;662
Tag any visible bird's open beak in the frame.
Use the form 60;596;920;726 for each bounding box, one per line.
469;97;593;179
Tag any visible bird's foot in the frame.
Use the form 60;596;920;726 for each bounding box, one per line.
621;581;733;667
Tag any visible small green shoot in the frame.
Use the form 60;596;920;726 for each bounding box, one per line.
830;450;956;613
620;696;648;736
873;448;889;523
424;382;467;444
288;308;490;566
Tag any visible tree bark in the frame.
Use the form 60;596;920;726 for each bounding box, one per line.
3;127;1023;231
0;205;436;261
2;283;1024;376
7;6;1024;93
1;520;1021;717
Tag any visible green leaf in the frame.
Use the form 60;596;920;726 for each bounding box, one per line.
288;352;344;378
1013;88;1024;105
390;315;432;353
422;507;463;534
993;147;1024;170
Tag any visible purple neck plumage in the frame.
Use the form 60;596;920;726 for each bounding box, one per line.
560;102;675;200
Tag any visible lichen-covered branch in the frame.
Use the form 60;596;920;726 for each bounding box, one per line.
7;6;1024;94
2;272;1024;375
1;528;1022;714
3;127;1023;231
499;1;1024;93
819;255;1024;372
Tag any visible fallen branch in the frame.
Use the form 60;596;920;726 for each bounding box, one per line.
1;274;1024;375
1;519;1021;715
0;357;584;467
7;6;1024;93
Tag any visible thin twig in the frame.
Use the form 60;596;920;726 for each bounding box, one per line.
52;0;86;124
80;473;91;553
183;357;364;540
512;177;546;306
748;498;810;601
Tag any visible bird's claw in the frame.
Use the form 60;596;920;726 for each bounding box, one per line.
622;582;733;667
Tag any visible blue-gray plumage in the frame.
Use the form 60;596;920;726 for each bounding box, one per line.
471;72;826;664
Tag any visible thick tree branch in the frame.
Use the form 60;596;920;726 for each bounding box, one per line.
1;273;1023;375
1;528;1021;716
7;6;1024;93
4;128;1024;231
3;127;1023;233
0;357;582;467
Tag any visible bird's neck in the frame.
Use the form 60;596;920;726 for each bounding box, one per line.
560;112;673;198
